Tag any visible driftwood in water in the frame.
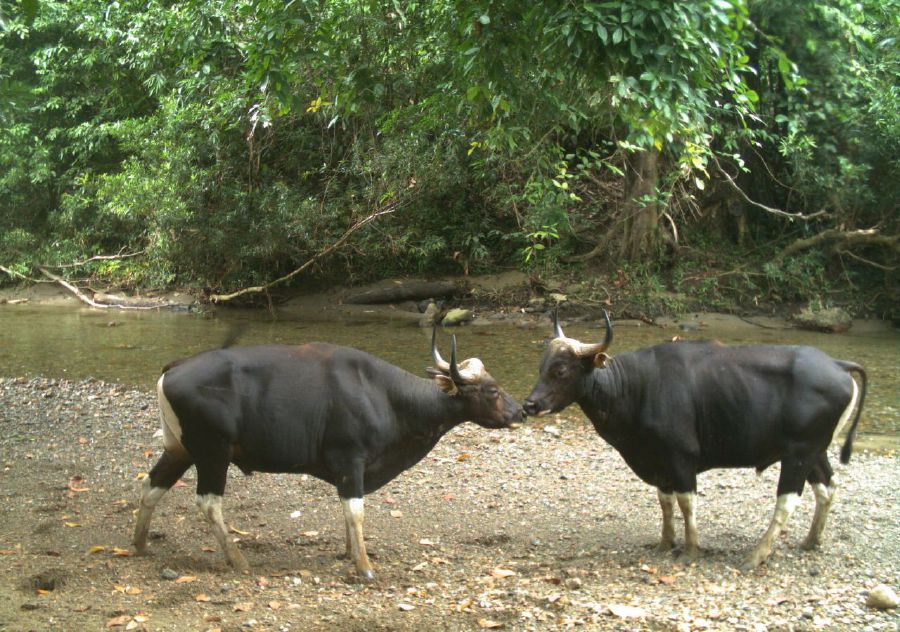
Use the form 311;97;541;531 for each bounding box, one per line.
343;279;462;305
38;268;169;310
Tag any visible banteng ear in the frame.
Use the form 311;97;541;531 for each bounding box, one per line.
431;373;459;395
593;352;611;369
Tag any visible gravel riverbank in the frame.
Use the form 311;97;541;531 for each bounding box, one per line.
1;376;898;631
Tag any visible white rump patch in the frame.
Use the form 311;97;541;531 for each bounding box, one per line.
157;374;185;452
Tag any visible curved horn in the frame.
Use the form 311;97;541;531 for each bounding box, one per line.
553;308;565;339
431;327;451;372
449;335;466;384
574;309;614;358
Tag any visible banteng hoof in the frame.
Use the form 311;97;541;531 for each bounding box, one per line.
799;537;821;551
655;540;676;554
676;547;700;565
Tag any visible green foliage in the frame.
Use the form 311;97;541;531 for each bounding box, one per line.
0;0;894;315
522;224;560;265
747;0;898;228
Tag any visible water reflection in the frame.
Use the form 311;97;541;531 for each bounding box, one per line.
0;305;896;443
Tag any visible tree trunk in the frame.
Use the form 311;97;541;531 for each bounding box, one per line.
619;148;660;261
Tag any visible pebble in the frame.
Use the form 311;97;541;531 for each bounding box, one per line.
564;577;582;590
160;568;179;581
866;584;899;610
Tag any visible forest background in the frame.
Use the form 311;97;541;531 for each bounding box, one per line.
1;0;897;317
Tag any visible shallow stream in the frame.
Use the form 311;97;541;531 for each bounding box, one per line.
0;303;896;447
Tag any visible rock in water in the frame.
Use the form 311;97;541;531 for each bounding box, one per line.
866;584;899;610
441;308;473;326
793;304;852;333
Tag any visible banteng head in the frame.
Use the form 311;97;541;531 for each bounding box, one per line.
523;310;613;417
428;329;525;428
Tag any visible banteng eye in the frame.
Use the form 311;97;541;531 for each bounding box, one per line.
553;365;569;379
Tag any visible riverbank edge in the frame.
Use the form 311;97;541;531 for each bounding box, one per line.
1;271;895;336
1;276;897;454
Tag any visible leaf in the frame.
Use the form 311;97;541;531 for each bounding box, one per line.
418;538;435;546
478;619;504;629
111;547;133;557
398;602;415;611
228;525;250;536
195;594;210;602
490;568;516;578
107;615;131;627
233;602;253;612
175;575;197;583
68;476;90;492
89;546;107;554
658;575;677;585
64;522;82;528
301;531;319;538
390;510;403;518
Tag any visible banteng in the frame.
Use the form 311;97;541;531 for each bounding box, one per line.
523;312;865;569
133;332;524;579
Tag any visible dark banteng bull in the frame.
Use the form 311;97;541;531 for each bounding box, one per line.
133;332;524;579
523;312;866;569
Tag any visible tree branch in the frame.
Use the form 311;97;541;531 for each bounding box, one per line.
777;228;900;260
712;155;827;221
0;264;39;283
48;249;146;269
38;267;164;310
208;204;399;303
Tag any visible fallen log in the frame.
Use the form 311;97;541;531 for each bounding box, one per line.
38;267;166;311
777;228;899;261
343;279;462;305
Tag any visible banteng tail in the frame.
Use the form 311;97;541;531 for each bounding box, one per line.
836;361;867;464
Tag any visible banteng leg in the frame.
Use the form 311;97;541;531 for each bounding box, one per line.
341;497;374;580
801;452;836;551
332;454;375;581
193;443;249;572
743;451;809;569
133;450;192;554
675;492;700;563
656;489;676;552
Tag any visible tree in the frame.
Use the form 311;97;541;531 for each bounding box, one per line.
447;1;757;261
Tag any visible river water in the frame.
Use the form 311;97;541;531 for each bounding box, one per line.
0;303;897;447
